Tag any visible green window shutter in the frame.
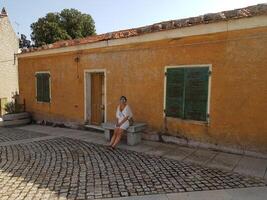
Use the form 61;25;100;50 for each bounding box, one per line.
36;73;50;102
184;67;209;121
165;68;185;118
36;74;43;102
43;74;50;102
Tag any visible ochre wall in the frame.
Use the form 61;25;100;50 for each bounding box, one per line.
18;27;267;153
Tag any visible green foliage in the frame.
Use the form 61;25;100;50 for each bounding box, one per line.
31;9;96;47
19;34;32;49
4;102;23;114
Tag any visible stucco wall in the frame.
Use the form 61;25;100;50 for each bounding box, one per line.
18;26;267;153
0;16;19;101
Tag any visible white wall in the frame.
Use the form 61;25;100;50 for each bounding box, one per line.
0;15;19;101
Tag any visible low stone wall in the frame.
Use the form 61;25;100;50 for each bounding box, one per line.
0;112;31;127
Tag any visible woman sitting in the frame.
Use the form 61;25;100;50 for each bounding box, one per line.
108;96;133;148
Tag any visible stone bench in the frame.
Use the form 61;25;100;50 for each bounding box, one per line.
101;122;147;145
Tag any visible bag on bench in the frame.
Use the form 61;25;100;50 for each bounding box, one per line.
128;117;134;126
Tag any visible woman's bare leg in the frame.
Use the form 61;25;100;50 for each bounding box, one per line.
109;128;118;146
112;129;124;148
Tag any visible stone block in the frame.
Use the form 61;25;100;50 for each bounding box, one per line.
161;135;188;146
142;133;160;142
104;130;113;141
127;132;142;146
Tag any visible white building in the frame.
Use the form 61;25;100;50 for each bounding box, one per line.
0;7;19;115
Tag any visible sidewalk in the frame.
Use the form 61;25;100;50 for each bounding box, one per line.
103;187;267;200
17;124;267;181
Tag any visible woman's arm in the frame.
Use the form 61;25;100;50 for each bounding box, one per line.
116;118;119;127
115;106;120;127
117;116;129;127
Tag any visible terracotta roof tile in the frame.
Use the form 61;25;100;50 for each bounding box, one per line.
21;4;267;54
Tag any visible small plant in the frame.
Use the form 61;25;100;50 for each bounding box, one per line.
4;102;16;114
3;92;24;114
4;101;23;114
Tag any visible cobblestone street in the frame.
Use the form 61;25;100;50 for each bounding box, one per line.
0;128;49;142
0;127;266;200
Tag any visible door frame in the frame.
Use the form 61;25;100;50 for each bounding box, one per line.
84;69;107;124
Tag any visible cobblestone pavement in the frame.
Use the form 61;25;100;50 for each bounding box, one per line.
0;128;266;200
0;127;48;142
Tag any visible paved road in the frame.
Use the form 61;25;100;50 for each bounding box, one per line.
0;126;266;200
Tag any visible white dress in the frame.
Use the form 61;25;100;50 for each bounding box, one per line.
116;105;133;130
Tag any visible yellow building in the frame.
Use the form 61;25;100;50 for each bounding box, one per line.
18;4;267;154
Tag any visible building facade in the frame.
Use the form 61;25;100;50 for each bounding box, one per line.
0;8;19;115
18;5;267;154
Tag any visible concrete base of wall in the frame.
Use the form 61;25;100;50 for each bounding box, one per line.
141;133;267;159
35;120;82;130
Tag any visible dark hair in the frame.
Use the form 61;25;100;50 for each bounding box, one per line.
120;96;127;102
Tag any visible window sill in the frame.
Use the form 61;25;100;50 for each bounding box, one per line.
36;101;51;104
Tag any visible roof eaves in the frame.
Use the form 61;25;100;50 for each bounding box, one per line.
21;3;267;54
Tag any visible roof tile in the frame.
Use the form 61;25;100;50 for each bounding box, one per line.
21;4;267;54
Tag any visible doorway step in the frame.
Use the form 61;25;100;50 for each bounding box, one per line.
84;124;104;132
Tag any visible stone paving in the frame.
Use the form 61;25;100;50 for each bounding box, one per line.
0;127;266;200
0;127;48;142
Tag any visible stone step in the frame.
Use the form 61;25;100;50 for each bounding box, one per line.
84;124;104;132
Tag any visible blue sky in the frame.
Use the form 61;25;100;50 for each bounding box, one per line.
2;0;267;39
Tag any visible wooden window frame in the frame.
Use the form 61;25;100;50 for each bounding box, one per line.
35;71;51;103
163;65;212;124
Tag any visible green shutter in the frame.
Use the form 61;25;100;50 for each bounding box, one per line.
43;74;50;102
36;73;50;102
165;68;185;118
36;74;43;102
184;67;209;121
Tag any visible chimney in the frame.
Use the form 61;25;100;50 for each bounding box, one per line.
0;7;7;17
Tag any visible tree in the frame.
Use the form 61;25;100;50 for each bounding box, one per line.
31;9;96;47
19;34;31;49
